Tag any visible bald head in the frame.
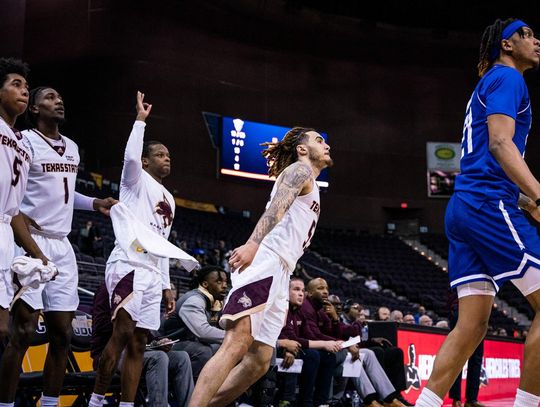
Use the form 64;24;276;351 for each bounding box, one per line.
306;278;326;293
306;278;329;305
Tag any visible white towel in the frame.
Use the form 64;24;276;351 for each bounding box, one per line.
110;202;199;272
11;256;58;288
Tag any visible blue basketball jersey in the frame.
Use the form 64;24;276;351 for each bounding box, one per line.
454;64;531;209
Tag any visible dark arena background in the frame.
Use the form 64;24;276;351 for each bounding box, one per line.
3;1;540;406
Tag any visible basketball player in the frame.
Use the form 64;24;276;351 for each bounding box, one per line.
415;19;540;407
0;86;117;407
89;92;176;407
189;127;333;407
0;58;52;345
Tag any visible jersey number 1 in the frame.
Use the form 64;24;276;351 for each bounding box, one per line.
63;177;69;204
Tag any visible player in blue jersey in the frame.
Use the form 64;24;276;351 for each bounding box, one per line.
416;19;540;407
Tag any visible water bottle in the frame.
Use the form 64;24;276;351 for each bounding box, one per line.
361;325;369;342
352;390;361;407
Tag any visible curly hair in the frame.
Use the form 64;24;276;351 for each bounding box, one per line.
261;126;314;177
477;18;526;77
0;58;29;87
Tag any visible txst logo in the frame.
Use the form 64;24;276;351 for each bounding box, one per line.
238;292;252;308
155;194;173;228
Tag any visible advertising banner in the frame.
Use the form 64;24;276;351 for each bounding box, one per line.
398;329;523;403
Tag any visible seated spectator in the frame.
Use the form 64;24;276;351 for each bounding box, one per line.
389;310;403;323
375;307;391;321
341;300;364;325
161;266;228;381
419;315;433;326
91;283;193;407
168;229;181;247
277;277;341;407
328;294;344;316
337;296;410;405
365;275;381;291
435;320;449;329
414;305;426;324
403;314;415;324
302;278;407;407
179;239;190;253
78;220;102;256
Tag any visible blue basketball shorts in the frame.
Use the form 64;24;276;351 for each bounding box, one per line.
446;194;540;293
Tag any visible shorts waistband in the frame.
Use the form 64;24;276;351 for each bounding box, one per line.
0;214;12;224
30;228;66;240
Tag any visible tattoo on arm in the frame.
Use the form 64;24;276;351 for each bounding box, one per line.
519;193;534;212
248;162;312;244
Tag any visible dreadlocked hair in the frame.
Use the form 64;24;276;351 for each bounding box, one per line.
477;18;526;77
261;126;314;177
23;87;50;129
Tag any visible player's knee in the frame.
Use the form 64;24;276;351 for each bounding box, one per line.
48;327;72;349
128;330;148;354
456;318;488;341
222;336;250;358
253;355;272;378
13;321;36;346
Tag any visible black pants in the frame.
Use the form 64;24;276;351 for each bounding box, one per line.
278;349;336;407
448;310;485;402
369;346;406;392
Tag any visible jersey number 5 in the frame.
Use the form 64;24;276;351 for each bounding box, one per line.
302;220;317;250
11;157;22;186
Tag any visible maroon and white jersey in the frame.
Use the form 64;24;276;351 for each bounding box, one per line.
0;117;33;218
107;121;175;287
19;129;79;237
261;173;320;272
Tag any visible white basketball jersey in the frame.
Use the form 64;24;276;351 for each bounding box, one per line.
0;117;33;218
108;121;175;266
261;172;320;272
19;129;80;237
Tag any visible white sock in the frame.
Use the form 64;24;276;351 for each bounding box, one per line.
514;389;540;407
89;393;106;407
119;403;134;407
40;395;59;407
415;387;443;407
0;403;15;407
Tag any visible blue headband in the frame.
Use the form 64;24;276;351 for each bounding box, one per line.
490;20;529;60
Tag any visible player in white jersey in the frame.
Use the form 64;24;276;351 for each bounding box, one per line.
0;86;117;407
0;58;49;342
89;92;176;407
189;127;333;407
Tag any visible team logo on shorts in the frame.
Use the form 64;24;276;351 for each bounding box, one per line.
155;195;173;228
237;292;252;308
113;293;122;305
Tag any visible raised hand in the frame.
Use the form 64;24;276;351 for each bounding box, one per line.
136;91;152;121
